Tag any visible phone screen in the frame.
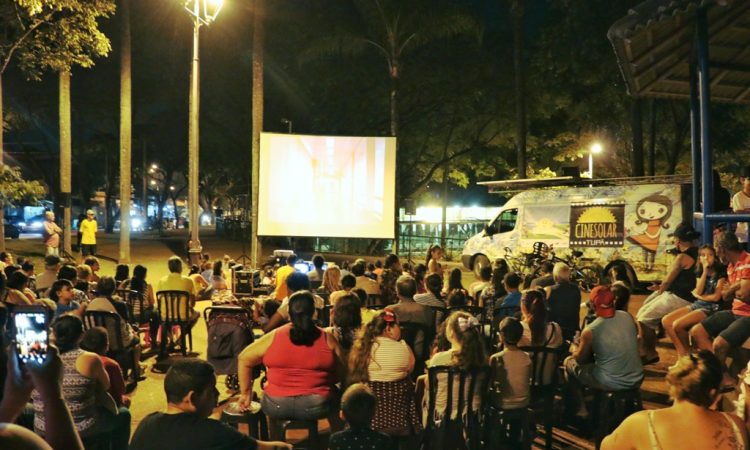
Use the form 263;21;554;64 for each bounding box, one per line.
14;312;49;365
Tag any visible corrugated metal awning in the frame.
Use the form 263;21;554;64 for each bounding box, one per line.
608;0;750;104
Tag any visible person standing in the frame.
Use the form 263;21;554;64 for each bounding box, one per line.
43;211;63;257
80;210;98;257
733;166;750;251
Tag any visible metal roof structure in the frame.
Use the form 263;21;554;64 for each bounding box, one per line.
608;0;750;103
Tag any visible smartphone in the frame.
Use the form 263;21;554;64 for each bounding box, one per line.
13;307;50;365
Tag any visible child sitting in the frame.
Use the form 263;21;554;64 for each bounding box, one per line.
329;383;396;450
490;317;531;410
80;326;131;407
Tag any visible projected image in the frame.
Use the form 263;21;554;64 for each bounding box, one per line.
259;133;396;239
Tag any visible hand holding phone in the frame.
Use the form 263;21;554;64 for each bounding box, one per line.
13;306;50;366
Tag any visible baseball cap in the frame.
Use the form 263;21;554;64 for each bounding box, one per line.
590;285;616;318
86;209;95;216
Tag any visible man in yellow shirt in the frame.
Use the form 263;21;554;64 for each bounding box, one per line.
274;254;298;300
79;209;98;257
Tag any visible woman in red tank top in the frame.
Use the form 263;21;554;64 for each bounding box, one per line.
237;291;346;437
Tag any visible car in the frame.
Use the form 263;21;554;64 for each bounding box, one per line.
4;223;20;239
20;215;46;234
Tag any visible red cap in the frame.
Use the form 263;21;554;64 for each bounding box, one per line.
590;285;616;318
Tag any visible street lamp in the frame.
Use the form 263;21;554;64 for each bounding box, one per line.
182;0;223;262
589;142;603;179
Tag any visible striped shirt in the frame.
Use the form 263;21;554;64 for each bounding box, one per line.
368;337;414;382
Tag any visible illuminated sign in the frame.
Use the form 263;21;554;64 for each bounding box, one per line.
569;203;625;247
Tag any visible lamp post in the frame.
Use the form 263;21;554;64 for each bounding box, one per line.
182;0;223;263
589;142;603;179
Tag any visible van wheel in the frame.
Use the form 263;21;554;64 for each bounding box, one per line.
473;255;490;279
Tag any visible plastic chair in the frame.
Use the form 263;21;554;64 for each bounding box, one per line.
83;310;138;384
592;388;642;449
423;366;490;450
155;290;194;357
484;405;532;450
220;402;268;440
116;289;146;325
400;322;436;377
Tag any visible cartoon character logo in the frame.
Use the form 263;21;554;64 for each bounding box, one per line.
626;194;673;271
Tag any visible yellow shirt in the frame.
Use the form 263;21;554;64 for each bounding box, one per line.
274;265;296;300
80;219;97;245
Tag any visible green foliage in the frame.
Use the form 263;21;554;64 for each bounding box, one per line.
0;164;46;204
1;0;115;77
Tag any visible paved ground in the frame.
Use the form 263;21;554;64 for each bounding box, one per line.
3;230;694;449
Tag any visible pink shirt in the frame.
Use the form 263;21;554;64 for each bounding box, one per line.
730;251;750;316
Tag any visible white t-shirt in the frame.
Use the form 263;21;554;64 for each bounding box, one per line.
733;191;750;242
368;337;414;382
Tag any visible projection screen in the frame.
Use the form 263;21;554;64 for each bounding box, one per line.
258;133;397;238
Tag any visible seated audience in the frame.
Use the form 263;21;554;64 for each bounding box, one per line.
58;265;90;304
469;265;492;299
390;275;436;358
663;244;728;357
83;256;101;283
490;317;531;410
447;290;468;308
50;279;81;319
74;264;93;298
444;268;469;300
263;272;325;332
601;351;748;450
348;309;418;436
114;264;129;288
565;286;643;416
365;263;377;280
353;260;381;296
238;292;345;434
518;288;563;350
378;254;403;305
308;254;326;283
327;294;362;358
21;260;36;292
188;264;212;300
261;265;274;285
87;276;142;377
373;260;384;278
33;315;130;449
3;271;34;305
331;273;356;306
329;383;397;450
157;256;200;326
0;346;85;450
253;299;280;329
130;359;291;450
494;272;522;317
35;255;60;292
530;261;555;289
273;254;297;301
545;262;582;341
479;266;508;315
609;264;633;290
613;284;632;312
350;288;378;325
80;327;130;408
636;223;699;364
415;273;446;309
120;264;157;320
320;264;342;295
209;260;228;291
413;263;428;294
691;231;750;386
423;311;487;426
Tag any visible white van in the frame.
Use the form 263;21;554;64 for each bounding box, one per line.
461;181;692;285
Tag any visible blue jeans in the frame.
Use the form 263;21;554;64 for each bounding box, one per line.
261;393;335;421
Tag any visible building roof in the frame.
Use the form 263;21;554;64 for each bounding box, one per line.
608;0;750;104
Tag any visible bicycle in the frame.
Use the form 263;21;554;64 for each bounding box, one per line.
529;243;602;291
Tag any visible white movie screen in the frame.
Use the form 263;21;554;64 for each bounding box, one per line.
258;133;396;239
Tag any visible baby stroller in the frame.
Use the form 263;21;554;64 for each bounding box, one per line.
204;305;254;391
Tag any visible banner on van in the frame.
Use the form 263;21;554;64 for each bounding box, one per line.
569;203;625;247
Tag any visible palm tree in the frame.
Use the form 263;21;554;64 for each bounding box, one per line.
300;0;481;251
119;0;132;263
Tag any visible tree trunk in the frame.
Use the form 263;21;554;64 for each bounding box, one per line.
391;61;400;255
119;0;132;263
59;71;72;256
511;0;527;178
250;0;264;267
631;98;644;177
648;99;656;176
141;141;147;217
0;74;5;253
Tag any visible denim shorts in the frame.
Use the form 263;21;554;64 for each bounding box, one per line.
689;300;720;314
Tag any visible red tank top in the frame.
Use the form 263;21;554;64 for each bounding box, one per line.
263;324;337;397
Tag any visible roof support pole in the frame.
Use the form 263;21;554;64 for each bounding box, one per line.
697;7;713;245
690;59;701;222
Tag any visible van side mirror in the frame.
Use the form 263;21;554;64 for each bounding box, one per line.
483;224;494;236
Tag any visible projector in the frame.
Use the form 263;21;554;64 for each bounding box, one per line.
273;249;295;259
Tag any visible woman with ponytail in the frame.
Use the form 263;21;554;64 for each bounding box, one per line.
347;309;420;436
519;288;563;349
237;291;346;433
602;351;747;450
326;294;362;358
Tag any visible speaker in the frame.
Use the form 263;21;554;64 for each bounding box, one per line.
562;166;581;178
404;198;417;215
233;270;261;296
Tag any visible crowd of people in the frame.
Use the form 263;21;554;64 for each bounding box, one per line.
1;225;750;449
